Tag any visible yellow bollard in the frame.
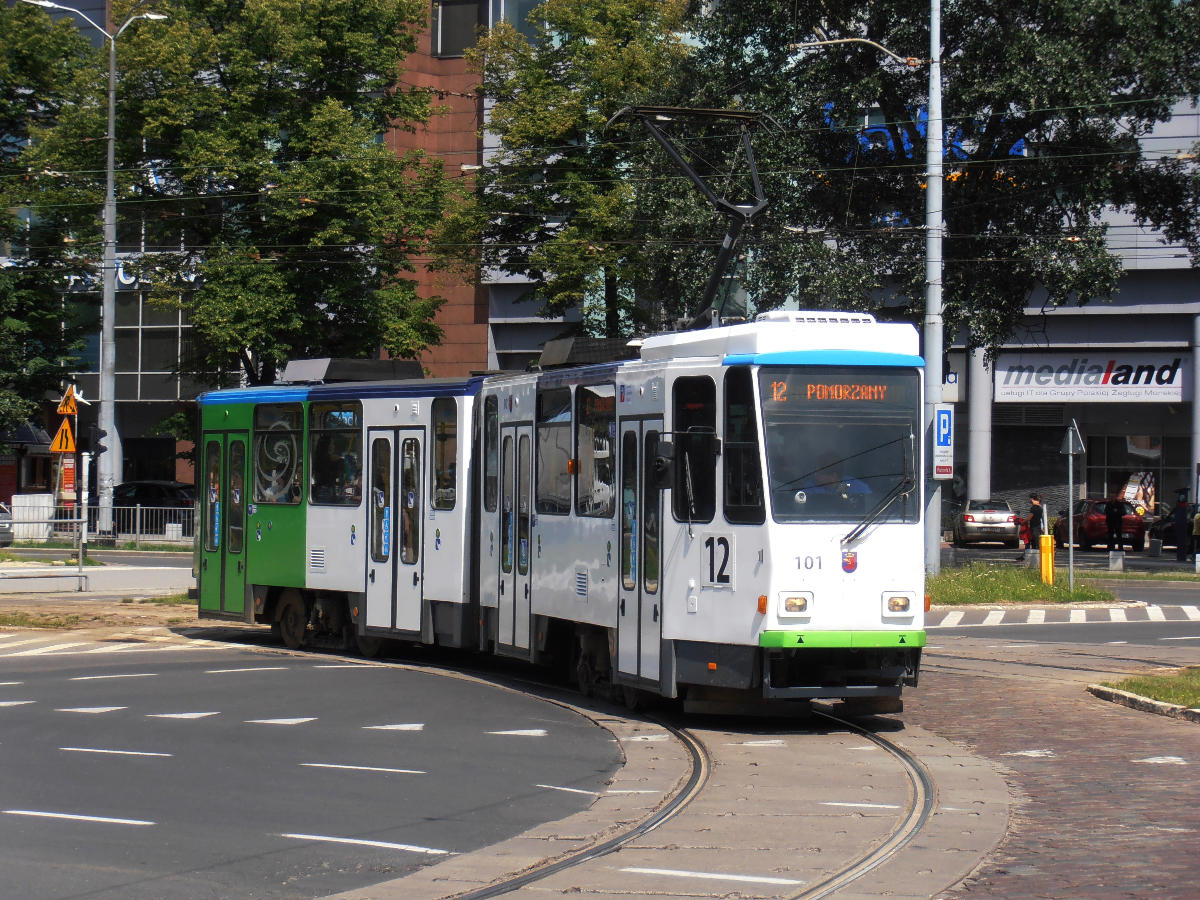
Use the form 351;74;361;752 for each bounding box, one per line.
1039;534;1055;585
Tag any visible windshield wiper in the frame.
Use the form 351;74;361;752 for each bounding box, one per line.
841;431;917;547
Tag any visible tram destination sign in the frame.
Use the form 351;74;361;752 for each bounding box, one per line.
994;352;1191;403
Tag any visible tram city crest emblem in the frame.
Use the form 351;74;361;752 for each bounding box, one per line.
841;550;858;573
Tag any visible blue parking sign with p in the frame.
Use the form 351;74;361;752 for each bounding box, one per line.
933;403;954;478
936;407;952;447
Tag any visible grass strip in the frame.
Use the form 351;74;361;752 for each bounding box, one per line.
929;563;1116;606
1103;667;1200;709
0;611;82;629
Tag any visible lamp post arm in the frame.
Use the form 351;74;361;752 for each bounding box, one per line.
791;37;924;68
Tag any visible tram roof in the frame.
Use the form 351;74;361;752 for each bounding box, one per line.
638;312;921;363
198;376;482;406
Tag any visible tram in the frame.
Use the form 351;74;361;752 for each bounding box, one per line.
197;310;926;713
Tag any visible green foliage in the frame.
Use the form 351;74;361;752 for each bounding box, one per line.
9;0;453;387
682;0;1200;351
439;0;694;336
0;4;96;435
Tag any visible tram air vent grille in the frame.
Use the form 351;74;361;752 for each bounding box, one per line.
575;567;588;600
309;547;326;569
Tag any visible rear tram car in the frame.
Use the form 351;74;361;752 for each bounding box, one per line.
198;311;926;713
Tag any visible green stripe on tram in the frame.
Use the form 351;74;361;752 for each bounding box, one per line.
759;630;927;649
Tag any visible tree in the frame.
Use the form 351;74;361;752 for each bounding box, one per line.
439;0;693;337
13;0;455;387
0;3;96;436
680;0;1200;351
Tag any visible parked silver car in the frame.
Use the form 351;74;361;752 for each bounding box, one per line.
953;498;1021;548
0;502;13;547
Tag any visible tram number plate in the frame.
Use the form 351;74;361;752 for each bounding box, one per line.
702;533;734;588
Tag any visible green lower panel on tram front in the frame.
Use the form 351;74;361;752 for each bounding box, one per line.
759;630;927;649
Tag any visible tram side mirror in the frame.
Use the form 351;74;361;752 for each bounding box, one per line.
652;440;675;489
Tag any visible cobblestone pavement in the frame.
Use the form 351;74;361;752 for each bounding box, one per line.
905;637;1199;900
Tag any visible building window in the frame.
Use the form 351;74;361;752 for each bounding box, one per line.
432;0;482;57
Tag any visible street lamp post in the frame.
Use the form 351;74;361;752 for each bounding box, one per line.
792;0;945;574
20;0;167;538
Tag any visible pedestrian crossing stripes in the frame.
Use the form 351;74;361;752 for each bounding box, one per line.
0;634;222;658
928;605;1200;628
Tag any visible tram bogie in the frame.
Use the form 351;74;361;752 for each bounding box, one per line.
197;311;927;715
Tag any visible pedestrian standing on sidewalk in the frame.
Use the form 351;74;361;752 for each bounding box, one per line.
1191;506;1200;561
1106;499;1124;552
1021;493;1045;559
1172;494;1189;562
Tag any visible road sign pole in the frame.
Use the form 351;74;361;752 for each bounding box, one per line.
80;452;90;572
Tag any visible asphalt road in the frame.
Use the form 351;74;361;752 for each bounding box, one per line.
0;643;621;900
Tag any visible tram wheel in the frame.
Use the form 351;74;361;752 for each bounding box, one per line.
277;591;308;650
355;633;384;658
621;685;643;711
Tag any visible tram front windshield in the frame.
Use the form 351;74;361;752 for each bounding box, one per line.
759;366;920;523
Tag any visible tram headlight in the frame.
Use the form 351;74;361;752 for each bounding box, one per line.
779;592;812;616
882;592;915;616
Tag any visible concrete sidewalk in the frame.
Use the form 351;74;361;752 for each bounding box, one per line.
0;562;193;598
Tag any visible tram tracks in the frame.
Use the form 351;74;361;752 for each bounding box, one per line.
445;707;935;900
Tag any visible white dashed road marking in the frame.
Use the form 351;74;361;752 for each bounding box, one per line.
147;712;219;719
280;833;450;855
5;809;154;826
940;610;964;627
0;700;35;707
536;784;596;796
364;723;424;731
487;729;547;736
206;666;289;674
245;717;315;726
1134;756;1187;765
301;763;425;775
71;673;157;681
61;747;171;758
56;706;126;714
1003;749;1057;758
821;801;901;809
619;867;804;886
1146;606;1166;622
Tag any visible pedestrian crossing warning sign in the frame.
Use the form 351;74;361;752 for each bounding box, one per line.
50;418;75;453
56;385;78;415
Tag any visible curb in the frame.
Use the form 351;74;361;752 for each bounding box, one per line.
1086;684;1200;724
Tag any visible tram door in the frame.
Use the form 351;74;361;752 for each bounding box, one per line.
497;424;533;653
616;420;663;685
199;431;249;617
365;428;424;633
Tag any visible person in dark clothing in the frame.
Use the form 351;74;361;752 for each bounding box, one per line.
1173;496;1190;562
1021;493;1045;559
1106;500;1124;552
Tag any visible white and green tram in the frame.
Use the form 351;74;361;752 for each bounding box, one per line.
198;311;927;713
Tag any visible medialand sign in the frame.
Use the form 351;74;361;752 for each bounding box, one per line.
994;352;1191;402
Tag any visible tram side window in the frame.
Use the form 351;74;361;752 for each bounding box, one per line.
672;376;717;524
724;368;765;524
310;401;363;506
431;397;457;510
575;383;615;517
536;386;572;515
253;404;303;504
483;395;498;512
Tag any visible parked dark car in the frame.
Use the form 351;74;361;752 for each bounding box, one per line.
1053;498;1146;551
953;499;1020;547
1147;502;1197;551
91;481;196;536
